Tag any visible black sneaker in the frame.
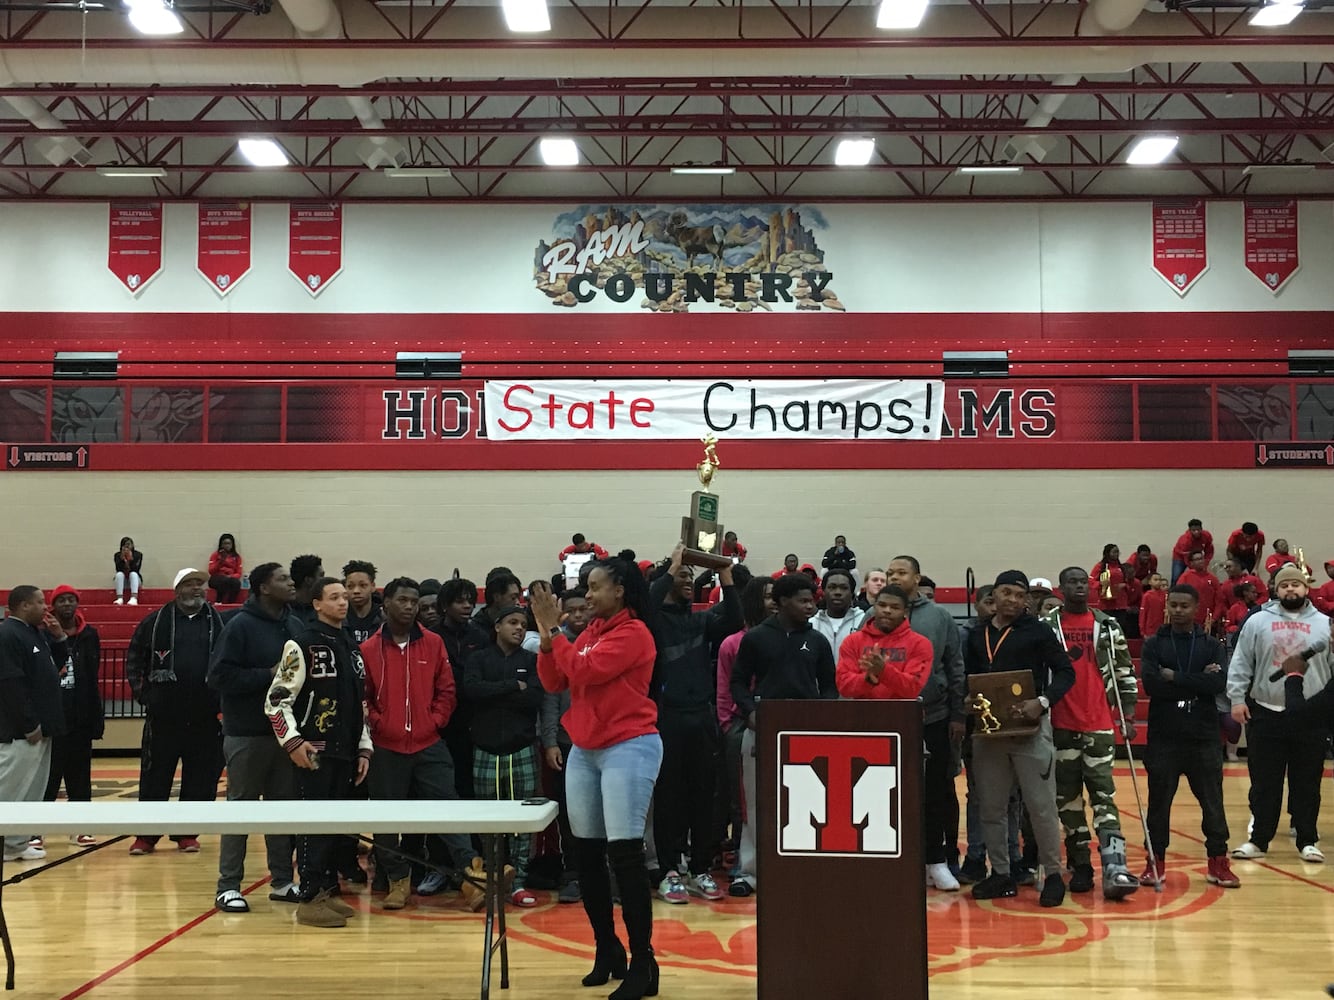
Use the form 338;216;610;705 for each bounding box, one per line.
727;879;754;898
1039;874;1066;908
1068;863;1095;894
970;873;1017;900
1012;862;1037;887
957;856;988;885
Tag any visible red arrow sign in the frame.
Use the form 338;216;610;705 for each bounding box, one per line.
7;446;17;468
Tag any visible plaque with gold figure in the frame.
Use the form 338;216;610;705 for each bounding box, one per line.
680;434;734;570
967;670;1040;738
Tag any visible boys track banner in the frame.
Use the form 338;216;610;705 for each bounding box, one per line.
482;379;943;441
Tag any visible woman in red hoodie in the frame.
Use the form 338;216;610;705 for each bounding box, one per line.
836;585;934;699
533;559;661;1000
207;533;243;605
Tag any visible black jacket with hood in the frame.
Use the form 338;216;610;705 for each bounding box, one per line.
730;614;837;718
964;611;1076;706
208;595;305;737
649;573;742;713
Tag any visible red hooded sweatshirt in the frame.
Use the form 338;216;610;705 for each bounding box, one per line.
1139;588;1168;638
361;625;457;755
537;608;658;749
835;617;934;700
1172;529;1214;565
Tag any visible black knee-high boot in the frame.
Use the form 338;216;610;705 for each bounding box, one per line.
607;839;658;1000
572;837;626;987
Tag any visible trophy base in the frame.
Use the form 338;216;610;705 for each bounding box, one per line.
681;548;736;571
680;516;733;570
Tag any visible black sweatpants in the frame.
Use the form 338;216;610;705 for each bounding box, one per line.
137;714;224;843
209;575;242;604
653;706;719;876
1246;705;1327;850
369;740;473;881
1144;735;1230;857
922;719;956;865
44;729;95;803
544;739;576;874
297;756;356;901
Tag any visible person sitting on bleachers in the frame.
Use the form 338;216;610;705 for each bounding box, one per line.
207;533;243;605
113;536;143;606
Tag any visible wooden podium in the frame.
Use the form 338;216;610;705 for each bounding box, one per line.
757;699;927;1000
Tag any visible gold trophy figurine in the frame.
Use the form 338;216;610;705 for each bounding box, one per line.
1297;546;1316;584
1099;568;1114;601
973;693;1002;735
679;435;733;570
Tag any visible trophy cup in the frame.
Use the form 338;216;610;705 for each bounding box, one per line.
680;435;735;570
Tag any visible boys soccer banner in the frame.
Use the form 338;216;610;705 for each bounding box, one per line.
483;379;944;441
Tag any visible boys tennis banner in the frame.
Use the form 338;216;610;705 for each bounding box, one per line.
483;379;945;441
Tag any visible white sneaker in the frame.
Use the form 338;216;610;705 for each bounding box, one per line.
1231;842;1266;860
926;862;960;891
128;596;138;606
3;846;47;862
113;597;124;606
71;835;97;846
1300;844;1325;863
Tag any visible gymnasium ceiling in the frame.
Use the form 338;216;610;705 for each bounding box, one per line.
1;0;1333;200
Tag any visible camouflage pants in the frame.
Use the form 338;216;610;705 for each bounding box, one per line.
1053;728;1121;868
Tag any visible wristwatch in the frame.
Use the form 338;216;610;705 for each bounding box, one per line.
548;626;562;637
1037;695;1050;713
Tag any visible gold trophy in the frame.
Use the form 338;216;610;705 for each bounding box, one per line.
1099;568;1114;601
680;434;734;570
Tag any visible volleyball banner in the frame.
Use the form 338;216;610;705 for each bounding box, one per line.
107;202;163;295
483;378;944;441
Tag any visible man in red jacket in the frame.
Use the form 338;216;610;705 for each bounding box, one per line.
1171;519;1213;585
362;577;473;910
1226;522;1265;574
1129;545;1158;585
836;585;934;701
1217;557;1268;619
1264;539;1298;581
1177;552;1221;629
1313;560;1334;617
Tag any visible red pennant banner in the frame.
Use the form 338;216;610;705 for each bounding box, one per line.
197;201;251;295
1243;199;1299;293
288;203;343;296
1150;199;1207;296
107;202;163;295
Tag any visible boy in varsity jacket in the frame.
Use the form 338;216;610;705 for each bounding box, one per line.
266;577;372;929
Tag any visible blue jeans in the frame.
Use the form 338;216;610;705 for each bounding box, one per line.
567;734;663;841
1171;559;1187;586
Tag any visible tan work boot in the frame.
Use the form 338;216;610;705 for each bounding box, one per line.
296;890;348;928
324;891;357;918
382;877;412;910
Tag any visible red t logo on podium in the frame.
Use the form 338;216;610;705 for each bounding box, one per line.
778;732;900;857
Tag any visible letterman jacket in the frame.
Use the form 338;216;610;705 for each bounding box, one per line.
1039;605;1138;721
267;620;372;762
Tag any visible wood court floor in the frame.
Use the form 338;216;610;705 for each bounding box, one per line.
4;760;1334;1000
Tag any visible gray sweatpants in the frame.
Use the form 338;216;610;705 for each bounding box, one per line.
735;727;758;890
217;735;297;894
971;717;1063;878
0;738;52;854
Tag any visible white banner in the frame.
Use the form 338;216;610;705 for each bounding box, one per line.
484;379;944;441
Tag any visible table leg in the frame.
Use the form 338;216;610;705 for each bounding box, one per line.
480;834;497;1000
1;854;14;990
497;836;510;990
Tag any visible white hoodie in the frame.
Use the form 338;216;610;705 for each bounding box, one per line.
1227;599;1333;712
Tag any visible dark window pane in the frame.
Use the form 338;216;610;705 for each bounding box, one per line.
1296;384;1334;441
130;387;204;443
50;387;125;443
1138;384;1210;441
1215;384;1292;441
285;385;346;443
0;385;50;441
210;385;282;443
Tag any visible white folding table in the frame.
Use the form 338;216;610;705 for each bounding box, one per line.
0;798;557;999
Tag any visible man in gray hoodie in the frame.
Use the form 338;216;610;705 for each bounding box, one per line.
886;555;965;892
1227;563;1334;863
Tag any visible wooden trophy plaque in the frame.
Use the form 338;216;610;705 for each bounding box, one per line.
967;670;1040;738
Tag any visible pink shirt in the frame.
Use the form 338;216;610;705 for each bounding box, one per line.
716;629;746;729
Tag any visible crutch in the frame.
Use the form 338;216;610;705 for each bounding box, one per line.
965;567;976;619
1109;692;1163;892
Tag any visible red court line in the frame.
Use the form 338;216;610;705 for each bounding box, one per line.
58;877;271;999
1164;826;1334;894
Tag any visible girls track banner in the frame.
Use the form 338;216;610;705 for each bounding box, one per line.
482;379;944;441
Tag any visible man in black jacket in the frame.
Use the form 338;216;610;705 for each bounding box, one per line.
0;585;66;862
43;585;103;830
649;542;740;904
126;568;225;856
965;570;1076;908
434;577;490;800
729;572;836;896
207;562;304;912
821;535;857;577
1139;584;1239;889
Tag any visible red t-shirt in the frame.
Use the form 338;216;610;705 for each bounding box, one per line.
1176;569;1220;625
1265;552;1297;578
1173;530;1214;565
1139;588;1167;638
1227;529;1265;559
1050;611;1114;733
1130;553;1158;583
1091;562;1130;611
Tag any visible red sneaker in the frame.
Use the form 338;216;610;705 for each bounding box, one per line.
177;837;201;853
1206;855;1241;888
1138;854;1165;887
128;837;156;856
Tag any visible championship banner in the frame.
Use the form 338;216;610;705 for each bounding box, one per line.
483;379;943;441
288;203;343;296
107;202;163;294
1243;199;1299;293
1151;200;1207;295
196;202;251;295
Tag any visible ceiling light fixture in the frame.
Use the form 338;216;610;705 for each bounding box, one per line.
876;0;928;29
1249;1;1302;25
237;138;290;168
957;164;1025;175
834;138;876;166
96;165;168;178
124;0;183;35
1126;135;1179;166
670;165;736;176
501;0;550;32
1242;162;1315;175
539;137;579;166
383;166;452;178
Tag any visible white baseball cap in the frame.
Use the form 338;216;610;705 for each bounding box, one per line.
173;568;208;589
1029;577;1054;590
